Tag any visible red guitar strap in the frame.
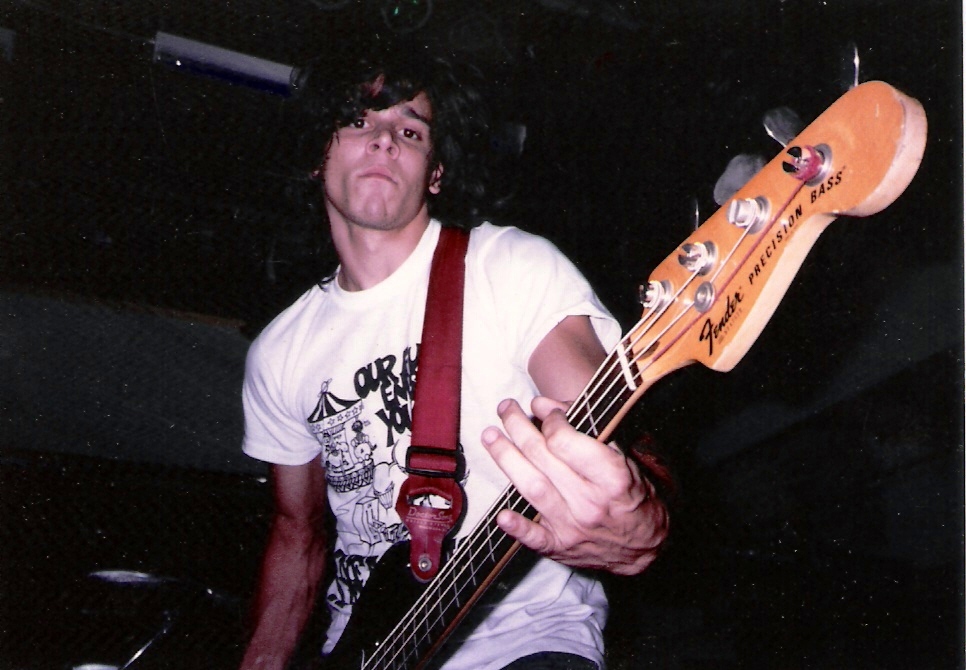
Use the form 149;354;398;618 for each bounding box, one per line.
396;225;470;582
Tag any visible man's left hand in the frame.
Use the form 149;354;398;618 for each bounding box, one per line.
481;396;669;576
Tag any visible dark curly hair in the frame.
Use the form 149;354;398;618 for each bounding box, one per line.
291;42;493;229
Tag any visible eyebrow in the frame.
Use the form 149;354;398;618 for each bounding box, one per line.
400;105;432;126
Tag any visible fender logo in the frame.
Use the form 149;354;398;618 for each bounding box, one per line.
698;290;743;356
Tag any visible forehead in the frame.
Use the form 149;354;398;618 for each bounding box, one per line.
362;73;432;117
364;91;433;125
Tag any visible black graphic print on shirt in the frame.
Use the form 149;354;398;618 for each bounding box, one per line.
307;346;419;610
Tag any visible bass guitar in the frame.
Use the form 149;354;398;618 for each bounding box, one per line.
321;80;928;670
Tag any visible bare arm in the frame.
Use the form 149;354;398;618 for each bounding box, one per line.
526;314;607;403
483;315;670;575
240;459;328;670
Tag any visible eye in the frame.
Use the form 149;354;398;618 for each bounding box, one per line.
350;118;367;129
401;128;423;141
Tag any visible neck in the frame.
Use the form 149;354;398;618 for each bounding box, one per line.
329;211;432;292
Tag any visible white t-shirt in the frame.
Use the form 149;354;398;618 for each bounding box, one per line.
242;219;621;669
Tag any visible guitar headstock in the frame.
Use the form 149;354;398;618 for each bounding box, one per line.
627;81;927;389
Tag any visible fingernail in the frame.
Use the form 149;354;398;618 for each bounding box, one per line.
482;427;499;445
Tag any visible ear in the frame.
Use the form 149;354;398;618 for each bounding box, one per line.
428;163;444;195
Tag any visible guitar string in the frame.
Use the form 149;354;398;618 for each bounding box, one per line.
572;203;776;425
370;292;719;668
569;284;691;427
365;486;522;668
710;186;803;291
368;177;810;669
572;180;807;427
629;181;810;390
370;251;746;668
370;490;527;669
571;285;699;430
364;312;671;667
552;267;701;441
365;302;688;669
367;277;703;668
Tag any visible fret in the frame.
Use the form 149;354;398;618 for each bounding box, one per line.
485;527;498;560
366;296;660;670
422;608;432;643
451;582;463;609
435;592;446;629
396;647;412;670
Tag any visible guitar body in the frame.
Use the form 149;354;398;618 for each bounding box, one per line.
320;542;428;669
305;81;927;670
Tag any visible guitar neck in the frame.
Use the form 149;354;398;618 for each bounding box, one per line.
364;348;641;669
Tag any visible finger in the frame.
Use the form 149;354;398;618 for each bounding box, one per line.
530;395;568;421
495;398;545;452
495;509;557;556
497;399;587;496
481;424;570;516
538;407;631;491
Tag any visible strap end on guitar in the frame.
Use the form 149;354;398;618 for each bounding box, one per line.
396;474;465;582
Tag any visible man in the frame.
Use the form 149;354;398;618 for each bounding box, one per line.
240;49;669;670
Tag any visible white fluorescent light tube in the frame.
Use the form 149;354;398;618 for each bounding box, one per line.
152;31;298;95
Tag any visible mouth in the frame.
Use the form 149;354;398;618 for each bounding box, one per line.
358;166;397;183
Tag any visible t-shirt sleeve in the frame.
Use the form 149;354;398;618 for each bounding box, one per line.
471;225;621;373
241;335;321;466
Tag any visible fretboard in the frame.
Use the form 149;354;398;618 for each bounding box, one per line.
362;344;641;669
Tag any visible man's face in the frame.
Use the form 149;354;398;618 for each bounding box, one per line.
321;91;442;233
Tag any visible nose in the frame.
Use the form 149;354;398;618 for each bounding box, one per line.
367;125;398;157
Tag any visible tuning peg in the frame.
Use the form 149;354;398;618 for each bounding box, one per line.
678;241;717;275
763;107;804;147
639;279;672;310
727;196;770;233
781;144;830;184
713;154;767;206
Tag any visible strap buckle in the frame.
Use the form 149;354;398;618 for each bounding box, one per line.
405;445;466;481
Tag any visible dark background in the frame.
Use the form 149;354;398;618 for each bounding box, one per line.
1;1;963;668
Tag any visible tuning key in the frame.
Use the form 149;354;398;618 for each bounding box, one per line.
782;144;832;185
727;196;770;233
678;241;717;275
763;106;805;147
639;279;673;310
